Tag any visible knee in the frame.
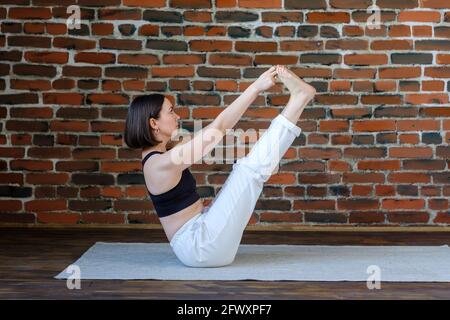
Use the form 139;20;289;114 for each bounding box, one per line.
233;159;266;184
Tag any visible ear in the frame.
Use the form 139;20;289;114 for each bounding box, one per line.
148;118;158;131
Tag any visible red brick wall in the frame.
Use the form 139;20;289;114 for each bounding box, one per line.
0;0;449;227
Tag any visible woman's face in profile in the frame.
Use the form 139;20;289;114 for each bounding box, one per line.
152;98;181;138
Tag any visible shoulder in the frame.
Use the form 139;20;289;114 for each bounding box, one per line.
142;150;164;171
142;151;181;194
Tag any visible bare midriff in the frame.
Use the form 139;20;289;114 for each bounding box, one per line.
160;198;204;242
142;147;205;242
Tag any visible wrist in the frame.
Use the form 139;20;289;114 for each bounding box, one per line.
248;83;262;95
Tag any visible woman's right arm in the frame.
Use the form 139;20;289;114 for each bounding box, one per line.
156;118;225;172
156;66;277;172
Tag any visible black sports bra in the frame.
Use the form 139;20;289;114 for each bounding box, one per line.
142;151;200;218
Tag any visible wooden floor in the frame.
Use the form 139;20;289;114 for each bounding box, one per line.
1;227;450;299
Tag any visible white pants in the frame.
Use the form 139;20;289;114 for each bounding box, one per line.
169;114;302;267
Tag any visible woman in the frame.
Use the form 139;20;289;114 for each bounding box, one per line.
124;65;316;267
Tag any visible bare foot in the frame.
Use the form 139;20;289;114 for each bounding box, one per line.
276;65;316;99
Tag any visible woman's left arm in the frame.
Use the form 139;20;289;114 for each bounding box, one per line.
215;66;277;132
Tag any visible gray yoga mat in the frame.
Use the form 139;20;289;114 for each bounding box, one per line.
55;242;450;282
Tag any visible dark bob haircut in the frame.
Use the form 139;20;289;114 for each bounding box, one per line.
124;94;165;149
